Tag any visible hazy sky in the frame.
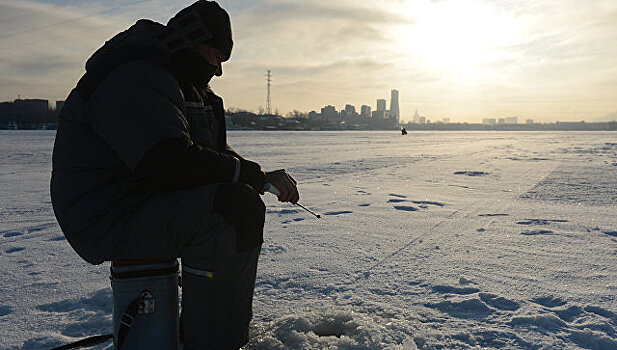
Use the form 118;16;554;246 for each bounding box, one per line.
1;0;616;122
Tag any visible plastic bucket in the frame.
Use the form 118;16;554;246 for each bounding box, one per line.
111;260;179;350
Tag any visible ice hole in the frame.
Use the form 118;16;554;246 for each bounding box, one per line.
313;322;345;338
310;313;356;338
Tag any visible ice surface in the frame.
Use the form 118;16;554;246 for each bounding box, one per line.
1;130;616;349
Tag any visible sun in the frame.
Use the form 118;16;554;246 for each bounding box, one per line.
392;0;520;78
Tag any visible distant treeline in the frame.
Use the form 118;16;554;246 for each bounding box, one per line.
225;111;617;131
400;121;617;132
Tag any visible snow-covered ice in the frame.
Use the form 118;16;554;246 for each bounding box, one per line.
1;130;616;349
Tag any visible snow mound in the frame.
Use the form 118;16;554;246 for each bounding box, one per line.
249;309;417;350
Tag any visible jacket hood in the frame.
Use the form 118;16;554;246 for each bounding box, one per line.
82;18;221;93
84;19;166;73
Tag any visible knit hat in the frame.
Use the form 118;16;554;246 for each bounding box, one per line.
160;1;233;60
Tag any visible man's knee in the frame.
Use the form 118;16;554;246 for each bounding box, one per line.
213;182;265;252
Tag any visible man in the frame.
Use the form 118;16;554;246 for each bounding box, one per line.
50;1;299;348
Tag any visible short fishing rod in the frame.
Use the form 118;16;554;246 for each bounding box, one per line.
264;183;321;218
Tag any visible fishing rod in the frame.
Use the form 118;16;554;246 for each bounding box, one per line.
264;183;321;218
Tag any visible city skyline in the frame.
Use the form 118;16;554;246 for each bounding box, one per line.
4;94;613;127
1;0;616;123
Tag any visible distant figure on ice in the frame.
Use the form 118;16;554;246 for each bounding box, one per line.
50;1;299;349
401;127;408;135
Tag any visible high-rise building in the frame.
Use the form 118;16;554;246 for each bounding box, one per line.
360;105;371;118
389;89;399;123
376;99;386;112
321;105;337;120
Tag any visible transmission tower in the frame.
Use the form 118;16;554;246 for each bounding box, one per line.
266;70;272;115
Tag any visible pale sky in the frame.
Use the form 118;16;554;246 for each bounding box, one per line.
0;0;616;123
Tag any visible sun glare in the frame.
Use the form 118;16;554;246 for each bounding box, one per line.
394;0;520;79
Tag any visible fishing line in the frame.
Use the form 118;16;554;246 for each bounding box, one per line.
263;182;463;284
357;209;461;282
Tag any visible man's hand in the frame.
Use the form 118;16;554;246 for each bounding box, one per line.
263;169;299;204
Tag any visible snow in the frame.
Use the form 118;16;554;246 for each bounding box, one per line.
1;130;617;349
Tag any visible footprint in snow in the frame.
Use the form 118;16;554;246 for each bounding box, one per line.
5;247;25;254
517;218;568;225
478;213;509;217
508;313;567;332
387;199;407;203
282;218;305;224
454;171;489;176
389;198;445;206
267;209;301;216
521;230;553;236
0;223;57;238
323;211;353;216
0;305;12;316
412;200;445;207
479;293;521;311
432;285;480;295
553;305;584;322
3;231;22;238
425;298;493;319
393;205;418;212
584;305;617;321
603;231;617;237
389;193;408;198
531;295;567;308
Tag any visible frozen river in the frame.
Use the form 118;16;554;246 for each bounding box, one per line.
1;130;616;349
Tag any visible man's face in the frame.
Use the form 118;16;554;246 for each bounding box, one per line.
192;43;226;77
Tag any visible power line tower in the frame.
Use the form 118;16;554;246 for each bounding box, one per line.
266;70;272;115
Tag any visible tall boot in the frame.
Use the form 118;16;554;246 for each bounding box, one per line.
181;226;261;350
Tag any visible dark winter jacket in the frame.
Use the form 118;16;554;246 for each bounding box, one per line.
51;20;265;263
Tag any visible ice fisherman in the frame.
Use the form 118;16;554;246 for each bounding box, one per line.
50;1;299;348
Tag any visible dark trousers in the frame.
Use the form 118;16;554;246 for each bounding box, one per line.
66;183;265;349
